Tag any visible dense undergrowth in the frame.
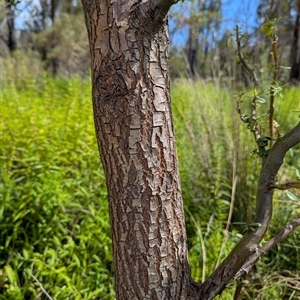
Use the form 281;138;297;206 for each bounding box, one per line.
0;72;299;299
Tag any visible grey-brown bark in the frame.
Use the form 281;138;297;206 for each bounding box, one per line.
81;1;300;299
81;0;194;299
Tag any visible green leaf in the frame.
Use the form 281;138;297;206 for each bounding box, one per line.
236;233;243;239
285;190;300;201
232;222;247;226
256;96;266;103
249;223;261;227
4;265;17;285
260;24;273;36
260;17;279;36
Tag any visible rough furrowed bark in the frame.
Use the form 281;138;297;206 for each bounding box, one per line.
81;1;194;299
81;0;300;298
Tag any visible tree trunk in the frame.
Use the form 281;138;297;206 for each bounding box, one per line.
81;1;300;299
290;0;300;83
186;27;199;77
81;1;194;298
5;0;17;52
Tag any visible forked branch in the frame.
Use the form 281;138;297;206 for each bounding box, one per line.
234;217;300;279
194;22;300;300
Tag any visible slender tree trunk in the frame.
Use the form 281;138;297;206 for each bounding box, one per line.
5;0;16;52
50;0;58;75
290;0;300;83
81;1;194;298
186;27;199;77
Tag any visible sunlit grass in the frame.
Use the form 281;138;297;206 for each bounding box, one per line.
1;75;299;299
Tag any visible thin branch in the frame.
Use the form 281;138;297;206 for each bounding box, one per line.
26;271;53;300
267;181;300;190
269;35;279;147
235;27;268;163
197;122;300;300
234;217;300;280
236;26;258;87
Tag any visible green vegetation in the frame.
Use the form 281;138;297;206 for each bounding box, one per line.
0;76;113;299
1;74;299;299
172;80;300;299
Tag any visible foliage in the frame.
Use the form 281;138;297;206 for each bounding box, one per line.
0;76;114;299
171;79;300;299
1;75;299;299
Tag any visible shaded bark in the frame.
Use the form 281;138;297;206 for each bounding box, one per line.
5;0;17;52
290;0;300;83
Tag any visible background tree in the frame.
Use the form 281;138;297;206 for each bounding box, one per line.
4;0;17;52
290;0;300;82
169;0;222;78
1;0;25;53
27;0;89;75
256;0;300;84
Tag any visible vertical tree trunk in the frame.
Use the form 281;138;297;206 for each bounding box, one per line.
5;0;17;52
186;27;199;77
81;1;193;298
290;1;300;83
50;0;58;75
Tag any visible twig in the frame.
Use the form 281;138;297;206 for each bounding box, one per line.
235;27;267;162
234;217;300;280
236;26;258;87
267;181;300;190
26;271;53;300
269;34;279;147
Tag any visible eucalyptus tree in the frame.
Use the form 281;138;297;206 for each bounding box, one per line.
80;1;300;299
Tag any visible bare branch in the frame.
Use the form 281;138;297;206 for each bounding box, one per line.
267;181;300;190
269;35;279;147
197;122;300;300
236;26;258;87
234;218;300;279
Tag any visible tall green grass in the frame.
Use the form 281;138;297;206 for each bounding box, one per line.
171;79;300;299
1;76;114;299
1;75;299;299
